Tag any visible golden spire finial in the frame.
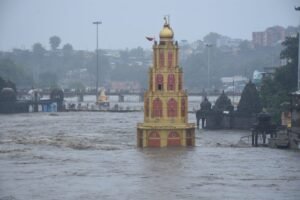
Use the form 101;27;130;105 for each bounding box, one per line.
163;15;170;26
159;15;174;39
164;16;168;25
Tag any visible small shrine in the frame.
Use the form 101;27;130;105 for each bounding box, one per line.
137;18;195;147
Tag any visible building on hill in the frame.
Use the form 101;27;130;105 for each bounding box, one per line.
252;26;287;47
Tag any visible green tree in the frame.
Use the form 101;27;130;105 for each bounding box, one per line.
32;43;46;86
213;91;233;112
203;32;221;45
237;81;262;115
260;34;298;123
278;35;298;90
49;36;61;51
32;43;46;56
0;58;33;87
62;43;73;57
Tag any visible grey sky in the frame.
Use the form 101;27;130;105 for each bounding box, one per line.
0;0;299;51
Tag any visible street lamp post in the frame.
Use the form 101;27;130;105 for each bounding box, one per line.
93;21;102;101
206;44;213;91
298;30;300;91
295;7;300;90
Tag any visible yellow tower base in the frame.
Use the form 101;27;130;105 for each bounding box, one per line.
137;123;195;147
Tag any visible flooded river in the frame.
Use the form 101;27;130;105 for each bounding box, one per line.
0;112;299;200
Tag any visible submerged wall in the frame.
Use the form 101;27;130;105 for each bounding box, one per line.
205;112;256;130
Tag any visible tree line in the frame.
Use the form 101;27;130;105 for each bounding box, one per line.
0;33;286;91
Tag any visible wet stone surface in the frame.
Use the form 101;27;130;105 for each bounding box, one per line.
0;112;300;200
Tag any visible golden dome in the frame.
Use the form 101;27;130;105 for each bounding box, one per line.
159;23;174;39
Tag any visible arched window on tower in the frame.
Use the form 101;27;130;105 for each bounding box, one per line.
181;98;186;117
167;74;175;91
168;98;177;117
168;51;173;68
145;98;149;117
159;50;164;68
156;74;164;91
153;98;162;117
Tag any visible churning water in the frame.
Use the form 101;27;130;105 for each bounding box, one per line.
0;112;299;200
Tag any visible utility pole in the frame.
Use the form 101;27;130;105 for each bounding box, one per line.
206;44;213;91
295;7;300;90
232;77;235;107
93;21;102;101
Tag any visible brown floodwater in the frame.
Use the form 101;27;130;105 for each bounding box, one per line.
0;112;299;200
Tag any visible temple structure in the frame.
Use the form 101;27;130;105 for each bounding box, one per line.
137;18;195;147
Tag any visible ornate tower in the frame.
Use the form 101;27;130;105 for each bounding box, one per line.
137;19;195;147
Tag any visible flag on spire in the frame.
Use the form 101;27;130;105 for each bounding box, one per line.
146;36;155;41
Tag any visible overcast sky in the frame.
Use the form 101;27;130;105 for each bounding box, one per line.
0;0;299;51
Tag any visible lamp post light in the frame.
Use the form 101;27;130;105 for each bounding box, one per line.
206;44;213;91
93;21;102;101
